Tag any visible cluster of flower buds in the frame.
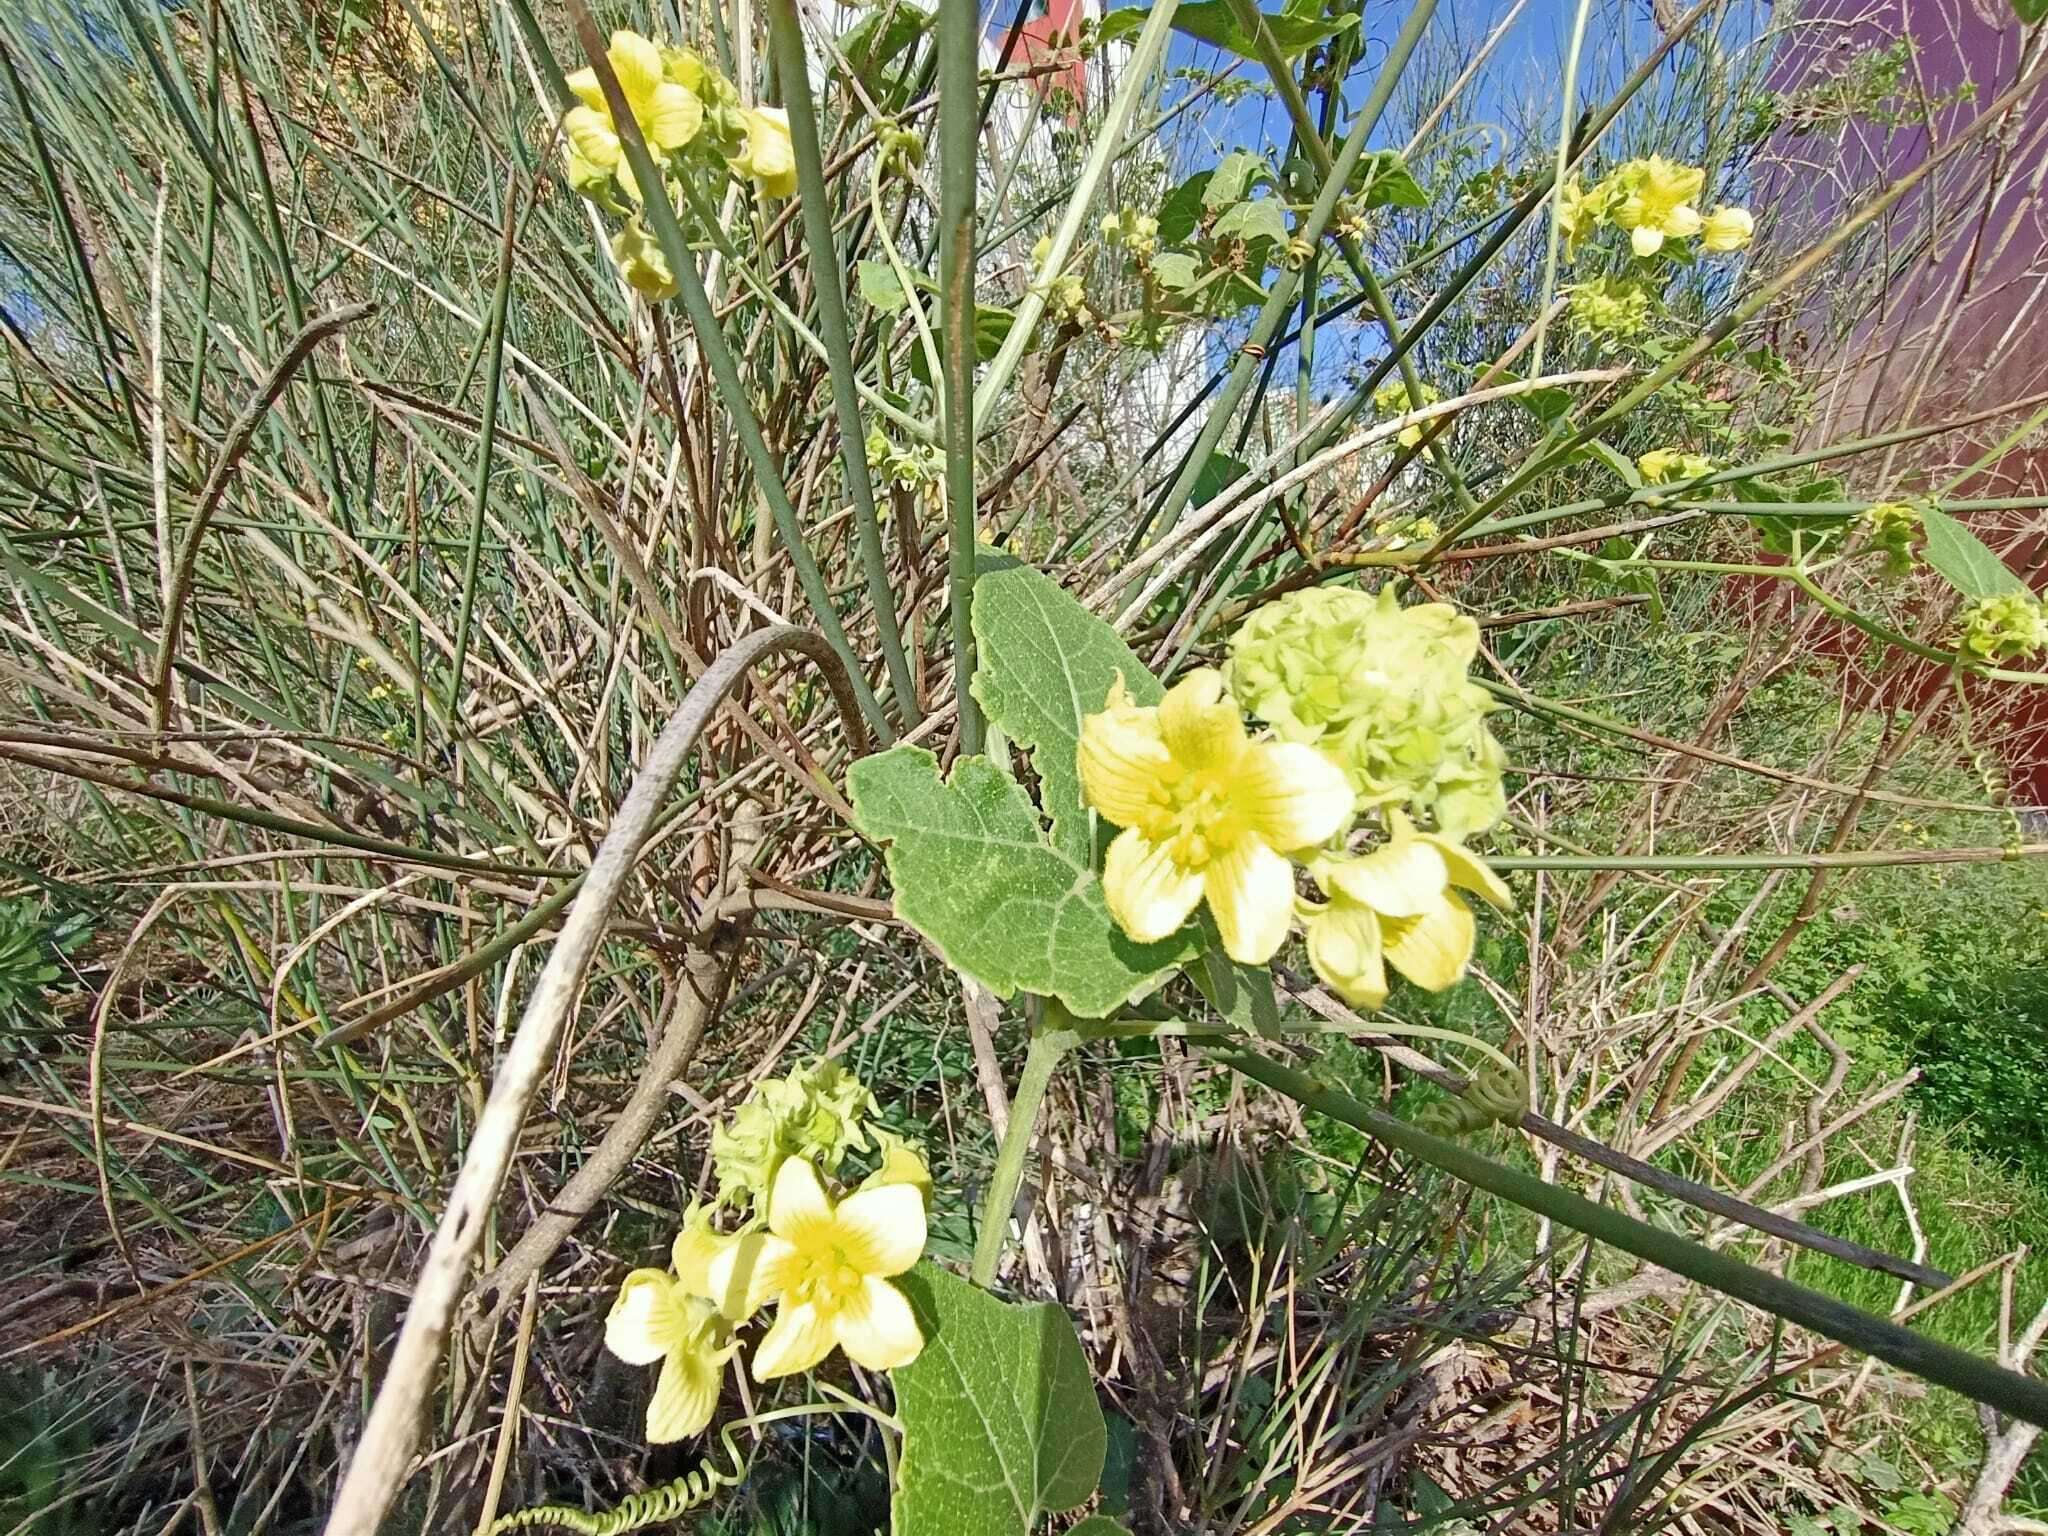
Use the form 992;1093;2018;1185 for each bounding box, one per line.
603;1060;930;1443
1100;207;1161;260
1566;275;1652;338
1861;501;1922;580
1371;380;1443;449
1958;592;2048;664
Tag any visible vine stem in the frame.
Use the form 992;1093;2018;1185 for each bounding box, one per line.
969;1009;1082;1288
1224;1047;2048;1428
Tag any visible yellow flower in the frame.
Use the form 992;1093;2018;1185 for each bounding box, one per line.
609;219;678;300
1372;380;1442;449
732;106;797;199
1554;176;1608;250
1300;812;1511;1008
1078;670;1353;965
859;1129;934;1209
1637;448;1713;484
562;30;705;201
1608;156;1704;257
604;1268;737;1442
707;1156;926;1379
1700;205;1754;253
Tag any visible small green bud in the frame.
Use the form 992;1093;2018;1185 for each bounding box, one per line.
1862;500;1921;579
1958;591;2048;664
709;1057;879;1210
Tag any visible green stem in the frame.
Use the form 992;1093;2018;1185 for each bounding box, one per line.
938;0;984;752
767;0;920;728
969;1012;1081;1288
1224;1048;2048;1428
1488;844;2047;872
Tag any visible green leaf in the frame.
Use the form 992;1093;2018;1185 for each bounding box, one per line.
1191;940;1282;1036
970;552;1159;861
1148;251;1202;292
1204;149;1268;207
1067;1521;1134;1536
1350;148;1429;209
1210;197;1289;247
1099;0;1357;58
1921;507;2025;598
2013;0;2047;24
891;1265;1107;1536
1157;172;1213;246
847;747;1195;1017
909;304;1017;385
858;260;909;314
1586;440;1640;488
835;2;932;80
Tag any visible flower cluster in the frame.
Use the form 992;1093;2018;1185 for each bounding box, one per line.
1566;275;1651;338
1100;208;1160;260
1958;592;2048;664
603;1061;928;1443
1372;380;1442;449
1076;591;1513;1004
1225;586;1507;840
1557;157;1753;259
1862;500;1922;579
865;426;943;497
554;29;798;299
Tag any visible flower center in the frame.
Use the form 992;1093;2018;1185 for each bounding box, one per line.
787;1242;864;1311
1158;772;1243;870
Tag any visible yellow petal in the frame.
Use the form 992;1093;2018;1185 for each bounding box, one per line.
1424;836;1512;910
643;81;703;152
1321;839;1447;920
704;1230;798;1321
1102;829;1204;944
1381;892;1475;991
562;106;620;172
1156;669;1244;774
671;1208;730;1300
608;29;666;110
646;1336;723;1442
605;1269;690;1365
860;1130;933;1208
832;1183;926;1278
1305;902;1388;1009
1077;688;1171;831
565;66;608;116
1203;838;1295;965
753;1300;836;1380
1235;741;1352;852
1664;203;1701;239
833;1277;923;1371
1630;224;1664;258
766;1154;834;1240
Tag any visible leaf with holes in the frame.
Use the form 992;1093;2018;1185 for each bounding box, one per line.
847;747;1195;1018
891;1265;1107;1536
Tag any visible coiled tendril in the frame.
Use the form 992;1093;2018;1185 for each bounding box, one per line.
486;1421;748;1535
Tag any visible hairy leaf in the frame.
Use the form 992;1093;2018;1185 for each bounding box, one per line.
1921;507;2025;599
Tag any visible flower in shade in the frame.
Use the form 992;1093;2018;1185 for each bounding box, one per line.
561;30;705;203
604;1266;737;1442
1078;669;1354;964
1299;812;1512;1009
1608;156;1705;257
731;106;797;198
1700;205;1754;253
609;219;677;300
707;1156;927;1379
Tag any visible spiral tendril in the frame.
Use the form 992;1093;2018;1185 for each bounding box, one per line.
486;1421;750;1535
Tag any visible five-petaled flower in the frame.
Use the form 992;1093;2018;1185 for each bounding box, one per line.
708;1156;927;1379
1610;156;1705;257
562;30;704;202
1079;669;1354;965
1700;205;1754;253
1299;812;1512;1009
604;1254;739;1443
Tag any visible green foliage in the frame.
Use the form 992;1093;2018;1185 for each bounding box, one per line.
1921;506;2027;599
0;901;85;1035
1096;1;1356;60
890;1265;1107;1536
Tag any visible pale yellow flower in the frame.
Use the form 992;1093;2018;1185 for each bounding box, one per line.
1609;156;1705;257
562;30;704;202
609;219;677;300
1554;176;1610;251
605;1268;737;1442
1636;448;1714;484
732;106;797;199
1300;812;1511;1008
1700;205;1754;253
1078;670;1353;965
706;1156;926;1378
